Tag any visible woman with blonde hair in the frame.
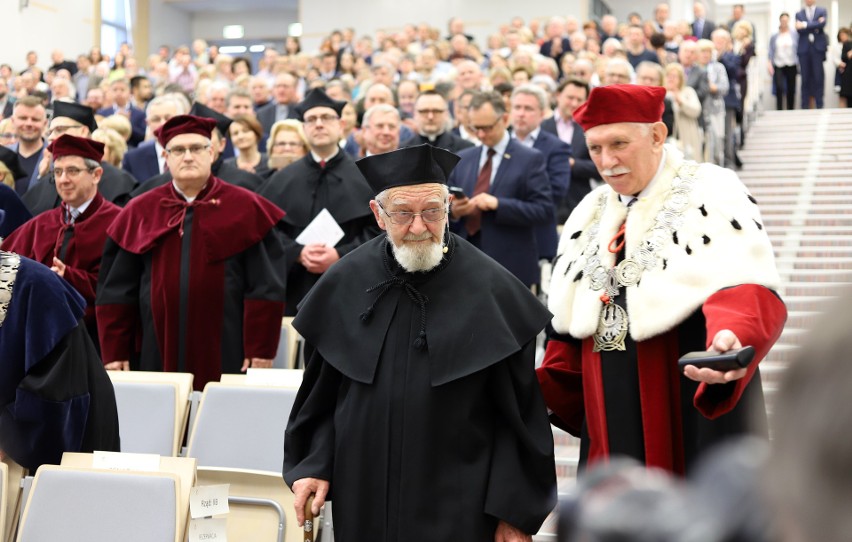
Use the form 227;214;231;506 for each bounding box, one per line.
0;118;17;147
99;114;133;143
265;119;308;178
92;128;128;167
664;62;703;161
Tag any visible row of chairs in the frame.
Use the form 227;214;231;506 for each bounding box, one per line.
1;365;312;542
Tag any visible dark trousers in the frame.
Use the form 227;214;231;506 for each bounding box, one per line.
798;51;825;108
773;65;798;110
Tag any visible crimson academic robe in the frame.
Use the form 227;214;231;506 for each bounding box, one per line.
0;252;120;470
21;162;135;216
537;145;788;475
284;235;556;540
96;176;287;390
2;192;120;344
258;151;381;315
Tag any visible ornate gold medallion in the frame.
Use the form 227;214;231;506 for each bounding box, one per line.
593;302;628;352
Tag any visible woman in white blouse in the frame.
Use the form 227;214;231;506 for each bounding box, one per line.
768;12;799;110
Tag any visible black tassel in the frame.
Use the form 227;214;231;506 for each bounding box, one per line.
747;194;757;204
699;204;708;217
731;218;742;230
754;220;763;230
672;231;679;245
413;331;427;350
360;308;374;322
703;235;711;244
574;270;584;282
570;230;582;239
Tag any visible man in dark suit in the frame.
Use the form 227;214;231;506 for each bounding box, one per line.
541;79;602;223
401;91;474;154
0;77;13;119
256;72;299;136
121;95;184;183
510;85;570;261
97;78;146;147
539;17;572;78
448;91;552;286
692;1;717;40
796;0;828;109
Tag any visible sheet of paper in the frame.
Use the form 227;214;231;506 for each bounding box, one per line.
246;368;304;388
92;451;160;472
190;484;230;519
295;208;345;247
188;518;228;541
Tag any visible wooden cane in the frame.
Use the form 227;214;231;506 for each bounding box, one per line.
304;493;315;542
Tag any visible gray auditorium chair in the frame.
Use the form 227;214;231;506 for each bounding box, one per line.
16;466;181;542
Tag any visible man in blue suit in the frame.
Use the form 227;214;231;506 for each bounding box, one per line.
510;84;570;261
97;78;147;147
448;91;552;287
795;0;828;109
121;95;184;183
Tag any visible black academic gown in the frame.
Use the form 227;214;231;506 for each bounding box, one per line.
21;163;135;216
258;152;381;315
0;183;32;239
0;252;120;470
130;156;263;197
284;235;557;540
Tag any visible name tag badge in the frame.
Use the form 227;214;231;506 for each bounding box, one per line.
189;518;227;541
190;484;230;518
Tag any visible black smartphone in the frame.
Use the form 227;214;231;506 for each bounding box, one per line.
448;186;467;199
678;346;755;372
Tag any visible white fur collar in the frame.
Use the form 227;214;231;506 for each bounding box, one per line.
549;145;780;342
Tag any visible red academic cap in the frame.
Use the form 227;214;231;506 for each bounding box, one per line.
155;114;217;147
48;134;104;163
573;84;666;132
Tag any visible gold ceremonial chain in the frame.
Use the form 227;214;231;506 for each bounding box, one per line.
0;252;21;328
575;162;700;352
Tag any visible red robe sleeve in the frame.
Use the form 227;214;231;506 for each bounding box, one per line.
694;284;787;418
536;337;585;436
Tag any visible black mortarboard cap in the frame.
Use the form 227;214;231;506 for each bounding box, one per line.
52;101;98;133
0;146;27;180
294;88;346;121
189;102;232;136
356;143;461;194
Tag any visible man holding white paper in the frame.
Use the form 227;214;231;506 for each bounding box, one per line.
259;89;380;315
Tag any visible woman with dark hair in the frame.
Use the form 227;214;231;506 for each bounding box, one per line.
232;57;252;77
285;36;301;55
225;115;269;177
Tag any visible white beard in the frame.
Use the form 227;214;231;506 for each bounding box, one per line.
389;231;444;272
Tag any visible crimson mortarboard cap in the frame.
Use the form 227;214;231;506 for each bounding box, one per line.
155;114;218;147
294;88;346;121
189;102;232;136
573;84;666;132
47;134;104;163
0;147;27;179
51;101;98;133
356;144;461;194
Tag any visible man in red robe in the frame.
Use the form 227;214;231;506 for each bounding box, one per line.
537;85;787;475
96;115;287;389
2;134;120;346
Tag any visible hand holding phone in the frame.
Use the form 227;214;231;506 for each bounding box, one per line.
678;346;755;373
448;186;467;200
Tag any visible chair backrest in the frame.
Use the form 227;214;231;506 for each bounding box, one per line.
16;466;180;542
220;368;304;388
111;381;177;455
2;459;25;542
60;453;197;542
273;317;301;369
187;383;299;473
107;371;194;455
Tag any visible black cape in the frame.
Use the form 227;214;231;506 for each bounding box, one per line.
0;183;32;239
284;234;556;539
21;162;135;216
258;152;381;315
130;157;263;197
0;252;120;469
